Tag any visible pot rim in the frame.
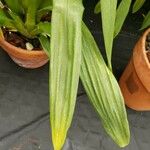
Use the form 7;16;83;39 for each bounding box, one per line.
133;28;150;92
0;37;47;59
141;28;150;68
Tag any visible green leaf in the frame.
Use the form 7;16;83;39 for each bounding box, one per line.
37;22;51;36
19;0;42;11
81;23;130;147
3;0;23;15
39;0;52;10
50;0;84;150
132;0;146;13
101;0;117;69
114;0;131;37
8;10;33;38
39;35;50;57
20;0;42;31
141;11;150;30
94;1;101;14
0;8;16;29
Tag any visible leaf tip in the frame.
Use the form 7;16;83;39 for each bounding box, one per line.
52;128;67;150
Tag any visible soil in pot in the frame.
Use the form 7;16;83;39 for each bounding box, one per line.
2;28;42;51
146;32;150;62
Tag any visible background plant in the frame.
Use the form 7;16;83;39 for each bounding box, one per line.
0;0;52;39
132;0;150;30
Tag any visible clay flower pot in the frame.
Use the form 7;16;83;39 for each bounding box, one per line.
119;28;150;111
0;37;49;69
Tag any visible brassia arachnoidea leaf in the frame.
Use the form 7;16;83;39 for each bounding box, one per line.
50;0;84;150
81;23;130;148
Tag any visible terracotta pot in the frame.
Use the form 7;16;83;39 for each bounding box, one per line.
0;37;49;69
119;28;150;111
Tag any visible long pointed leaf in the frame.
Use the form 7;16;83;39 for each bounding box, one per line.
101;0;117;69
114;0;131;37
94;1;101;14
81;23;130;147
0;8;15;29
132;0;146;13
39;35;50;56
141;11;150;30
3;0;23;15
50;0;84;150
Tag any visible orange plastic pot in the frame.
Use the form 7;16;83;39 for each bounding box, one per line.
0;37;49;69
119;28;150;111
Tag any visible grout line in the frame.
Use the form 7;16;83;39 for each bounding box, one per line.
0;93;86;141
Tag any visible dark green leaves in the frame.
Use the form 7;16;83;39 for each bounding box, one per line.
50;0;84;150
39;35;50;56
81;23;130;147
141;11;150;30
0;8;15;29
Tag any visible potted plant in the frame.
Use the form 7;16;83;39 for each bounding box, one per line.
0;0;132;150
119;0;150;111
0;0;51;68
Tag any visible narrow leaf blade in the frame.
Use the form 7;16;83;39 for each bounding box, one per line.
0;8;15;29
132;0;146;13
101;0;117;69
39;35;50;57
50;1;84;150
94;1;101;14
81;23;130;147
114;0;131;37
141;11;150;30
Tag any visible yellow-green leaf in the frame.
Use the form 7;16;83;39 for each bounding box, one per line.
132;0;146;13
94;1;101;14
101;0;117;69
114;0;131;37
81;23;130;147
50;0;84;150
141;11;150;30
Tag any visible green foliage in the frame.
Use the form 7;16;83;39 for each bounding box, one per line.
114;0;131;37
81;23;130;147
132;0;146;13
141;11;150;30
95;0;131;69
101;0;117;69
50;0;84;150
0;0;52;38
94;1;101;14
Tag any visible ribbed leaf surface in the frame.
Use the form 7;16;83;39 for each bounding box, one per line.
50;0;84;150
81;23;130;147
